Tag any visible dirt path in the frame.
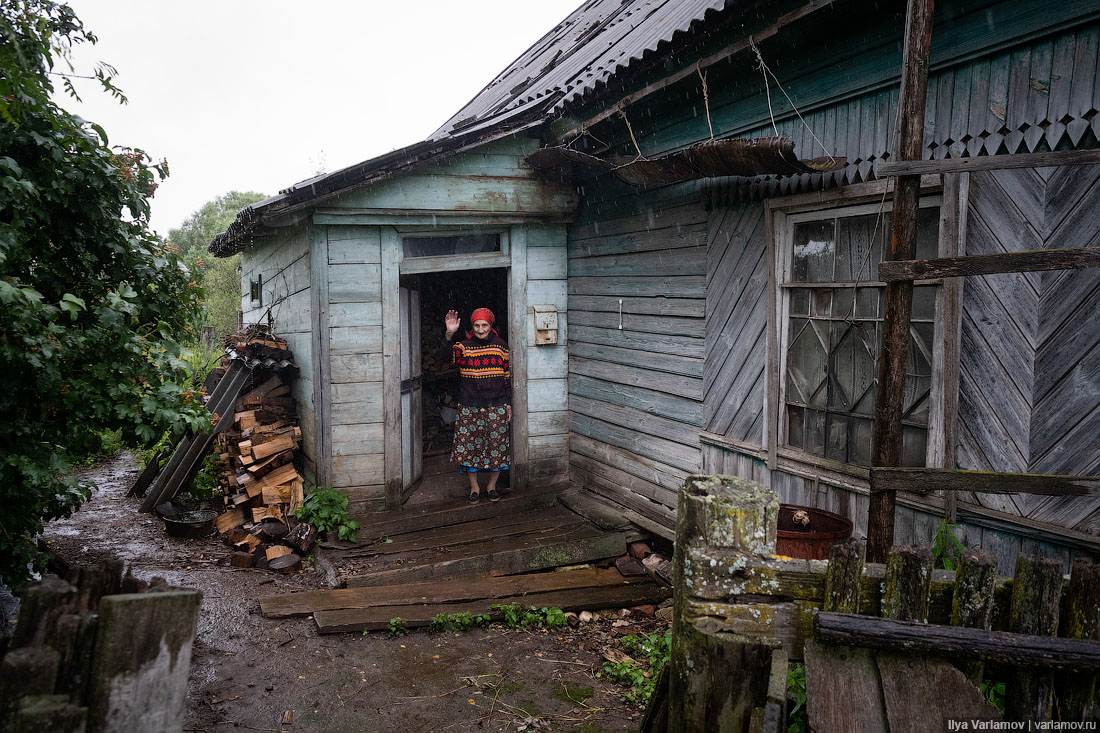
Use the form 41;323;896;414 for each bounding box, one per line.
41;451;661;732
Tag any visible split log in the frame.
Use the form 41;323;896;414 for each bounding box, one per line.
269;554;302;574
252;434;295;461
230;552;255;569
261;482;293;505
266;546;293;561
252;521;290;543
283;523;317;554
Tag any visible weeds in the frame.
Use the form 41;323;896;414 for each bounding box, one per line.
294;486;360;542
387;617;407;638
598;628;671;706
427;611;491;633
491;603;568;630
931;519;966;570
787;662;807;732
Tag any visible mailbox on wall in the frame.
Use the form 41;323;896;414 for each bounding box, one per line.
532;304;558;345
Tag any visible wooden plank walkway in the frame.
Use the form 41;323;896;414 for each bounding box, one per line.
258;567;668;633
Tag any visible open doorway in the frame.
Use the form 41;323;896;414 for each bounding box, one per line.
400;267;510;504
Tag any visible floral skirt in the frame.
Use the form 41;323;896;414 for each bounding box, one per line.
451;405;510;471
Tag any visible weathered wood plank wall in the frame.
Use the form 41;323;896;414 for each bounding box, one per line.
958;165;1100;533
240;223;316;482
525;224;570;485
324;225;385;513
567;181;707;538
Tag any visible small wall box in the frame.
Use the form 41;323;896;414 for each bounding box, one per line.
533;305;558;345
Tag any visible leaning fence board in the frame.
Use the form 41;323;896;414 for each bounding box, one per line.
813;612;1100;670
878;247;1100;282
871;467;1100;496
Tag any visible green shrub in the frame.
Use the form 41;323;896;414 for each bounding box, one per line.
294;486;359;542
788;662;807;732
490;603;568;630
387;617;407;638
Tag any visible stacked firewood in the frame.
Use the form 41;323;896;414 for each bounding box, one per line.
211;326;314;572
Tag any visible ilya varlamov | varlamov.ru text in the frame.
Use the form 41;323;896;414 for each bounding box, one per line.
946;722;1097;731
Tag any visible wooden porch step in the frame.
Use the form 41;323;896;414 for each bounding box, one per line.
350;489;559;542
344;521;627;587
293;569;669;634
260;566;658;618
341;506;586;558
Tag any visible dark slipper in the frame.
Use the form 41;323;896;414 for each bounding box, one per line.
468;491;480;504
486;488;501;502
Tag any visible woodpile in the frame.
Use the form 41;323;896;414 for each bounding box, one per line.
207;325;315;572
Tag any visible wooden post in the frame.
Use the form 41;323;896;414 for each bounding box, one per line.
1054;559;1100;721
824;539;865;613
1005;555;1064;722
880;546;933;622
949;549;997;682
670;474;778;732
868;0;935;563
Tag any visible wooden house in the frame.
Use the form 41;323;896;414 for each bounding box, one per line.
211;0;1100;571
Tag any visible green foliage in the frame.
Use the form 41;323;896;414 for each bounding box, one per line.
293;486;360;542
981;677;1007;708
490;603;568;630
598;628;672;707
167;191;266;340
387;617;407;638
185;453;222;500
0;0;209;589
427;611;491;633
787;662;807;733
931;519;966;570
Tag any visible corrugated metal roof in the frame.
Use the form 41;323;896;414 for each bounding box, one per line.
432;0;731;140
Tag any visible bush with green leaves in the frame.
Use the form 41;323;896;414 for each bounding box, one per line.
599;628;672;707
787;661;807;732
931;519;967;570
387;617;407;638
0;0;209;588
491;603;568;630
293;486;360;542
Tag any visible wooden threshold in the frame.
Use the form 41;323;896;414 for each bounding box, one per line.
350;489;559;542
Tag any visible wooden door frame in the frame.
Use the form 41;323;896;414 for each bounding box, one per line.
381;224;527;509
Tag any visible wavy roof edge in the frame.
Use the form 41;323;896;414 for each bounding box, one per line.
210;0;735;257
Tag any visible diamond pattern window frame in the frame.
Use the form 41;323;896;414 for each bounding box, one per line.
772;193;944;471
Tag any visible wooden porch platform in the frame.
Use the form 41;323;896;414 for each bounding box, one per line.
262;488;666;633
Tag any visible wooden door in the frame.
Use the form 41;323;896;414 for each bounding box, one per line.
400;285;423;497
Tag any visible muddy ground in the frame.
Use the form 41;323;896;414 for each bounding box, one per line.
38;451;666;733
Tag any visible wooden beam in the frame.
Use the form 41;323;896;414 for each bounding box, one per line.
550;0;838;145
814;612;1100;671
879;247;1100;282
398;252;510;275
878;148;1100;177
871;467;1100;497
381;227;402;509
868;0;934;564
509;225;529;493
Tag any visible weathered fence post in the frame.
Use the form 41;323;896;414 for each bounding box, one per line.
824;539;865;614
670;474;779;732
881;546;933;622
1006;555;1064;722
950;549;997;682
1054;559;1100;721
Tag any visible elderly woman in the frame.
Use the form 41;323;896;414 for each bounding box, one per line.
443;307;512;503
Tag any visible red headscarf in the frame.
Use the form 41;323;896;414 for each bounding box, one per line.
467;307;499;339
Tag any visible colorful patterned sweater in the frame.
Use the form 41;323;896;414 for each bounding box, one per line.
441;333;512;407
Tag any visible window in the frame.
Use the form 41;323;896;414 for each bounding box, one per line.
249;274;263;306
777;201;941;468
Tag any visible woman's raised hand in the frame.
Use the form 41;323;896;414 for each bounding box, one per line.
444;309;460;337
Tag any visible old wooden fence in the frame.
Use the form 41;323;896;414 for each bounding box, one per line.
652;474;1100;732
0;560;201;732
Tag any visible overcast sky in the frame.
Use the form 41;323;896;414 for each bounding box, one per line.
60;0;580;235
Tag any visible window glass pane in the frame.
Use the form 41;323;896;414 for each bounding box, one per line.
835;214;883;282
832;288;855;320
855;287;879;318
403;233;500;258
916;207;940;259
913;285;936;320
789;288;810;316
849;417;873;466
787;319;827;407
792;220;835;282
812;288;833;317
804;409;826;457
826;414;849;462
787;406;805;449
901;425;928;467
